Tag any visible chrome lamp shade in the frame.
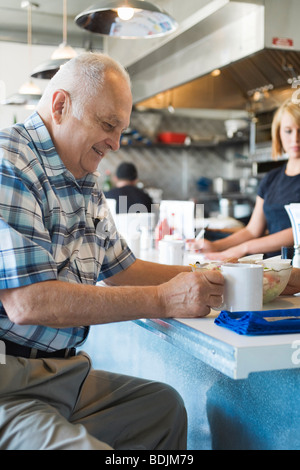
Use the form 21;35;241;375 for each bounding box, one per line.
2;93;41;107
31;58;70;79
75;1;177;38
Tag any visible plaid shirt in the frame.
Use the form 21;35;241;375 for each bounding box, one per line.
0;112;135;351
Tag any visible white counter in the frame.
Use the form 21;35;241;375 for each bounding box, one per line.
135;248;300;379
136;295;300;380
138;248;205;266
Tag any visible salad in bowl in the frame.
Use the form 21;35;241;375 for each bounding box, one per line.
259;260;292;304
238;255;293;303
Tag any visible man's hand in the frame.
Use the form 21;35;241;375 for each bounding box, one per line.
158;270;224;319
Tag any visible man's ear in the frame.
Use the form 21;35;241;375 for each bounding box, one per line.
51;89;70;124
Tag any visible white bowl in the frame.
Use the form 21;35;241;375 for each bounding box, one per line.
190;261;222;272
238;254;264;263
259;263;293;304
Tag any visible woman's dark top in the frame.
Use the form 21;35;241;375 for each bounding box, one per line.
257;163;300;256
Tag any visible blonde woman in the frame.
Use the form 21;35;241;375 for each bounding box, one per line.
194;98;300;259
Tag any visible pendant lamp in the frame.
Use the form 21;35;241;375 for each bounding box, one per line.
2;1;41;107
31;0;77;79
75;1;177;38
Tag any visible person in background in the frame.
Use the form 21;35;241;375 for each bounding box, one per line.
104;161;153;213
0;52;224;451
189;98;300;259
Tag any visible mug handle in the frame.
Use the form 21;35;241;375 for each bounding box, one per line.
211;295;224;312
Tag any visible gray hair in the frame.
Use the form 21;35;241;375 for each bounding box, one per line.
37;52;131;119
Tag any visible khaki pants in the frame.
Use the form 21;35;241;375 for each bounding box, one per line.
0;352;187;450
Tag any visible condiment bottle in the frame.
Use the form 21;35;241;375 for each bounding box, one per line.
154;209;170;248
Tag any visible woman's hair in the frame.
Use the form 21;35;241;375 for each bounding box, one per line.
272;98;300;159
37;52;131;119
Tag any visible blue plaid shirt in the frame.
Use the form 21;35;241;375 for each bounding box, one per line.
0;112;135;351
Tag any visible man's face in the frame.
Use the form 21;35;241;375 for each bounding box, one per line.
53;70;132;179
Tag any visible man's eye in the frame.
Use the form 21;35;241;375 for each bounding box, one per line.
103;122;114;131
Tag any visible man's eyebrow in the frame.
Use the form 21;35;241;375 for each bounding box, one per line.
94;113;120;124
94;113;129;132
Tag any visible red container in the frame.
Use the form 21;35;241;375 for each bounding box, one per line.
157;132;187;144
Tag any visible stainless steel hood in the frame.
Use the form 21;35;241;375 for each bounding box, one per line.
115;0;300;113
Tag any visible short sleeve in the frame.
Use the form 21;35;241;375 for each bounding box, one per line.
0;158;57;289
257;167;282;200
257;173;269;199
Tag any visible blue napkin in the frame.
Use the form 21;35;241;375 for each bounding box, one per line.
215;309;300;335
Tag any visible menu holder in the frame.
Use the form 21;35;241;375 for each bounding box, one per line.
159;200;195;239
215;309;300;335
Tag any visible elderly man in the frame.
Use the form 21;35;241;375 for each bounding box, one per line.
0;52;224;450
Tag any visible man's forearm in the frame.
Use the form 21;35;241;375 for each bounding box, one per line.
105;259;191;286
0;260;189;327
0;280;162;328
0;265;225;328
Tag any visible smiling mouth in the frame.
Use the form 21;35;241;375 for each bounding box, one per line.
92;146;104;158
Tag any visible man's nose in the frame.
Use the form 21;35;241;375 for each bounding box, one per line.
106;133;121;152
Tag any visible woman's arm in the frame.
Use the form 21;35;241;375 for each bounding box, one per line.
195;196;267;254
206;227;294;260
199;196;294;260
282;267;300;295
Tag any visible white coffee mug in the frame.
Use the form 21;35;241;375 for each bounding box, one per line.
158;239;185;265
218;263;263;312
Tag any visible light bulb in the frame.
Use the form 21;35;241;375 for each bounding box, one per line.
51;42;77;60
117;7;135;21
19;80;41;95
211;69;221;77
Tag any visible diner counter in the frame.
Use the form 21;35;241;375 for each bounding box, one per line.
86;253;300;449
136;295;300;380
138;248;300;379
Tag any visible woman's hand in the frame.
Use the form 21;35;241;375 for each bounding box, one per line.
204;243;249;261
185;238;216;253
282;268;300;295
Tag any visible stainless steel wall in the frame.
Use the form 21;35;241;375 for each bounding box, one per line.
99;112;250;201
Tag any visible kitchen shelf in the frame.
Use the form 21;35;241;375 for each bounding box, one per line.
120;137;248;150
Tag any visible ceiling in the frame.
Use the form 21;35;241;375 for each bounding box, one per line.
124;0;300;114
0;0;184;48
0;0;105;48
1;0;300;115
